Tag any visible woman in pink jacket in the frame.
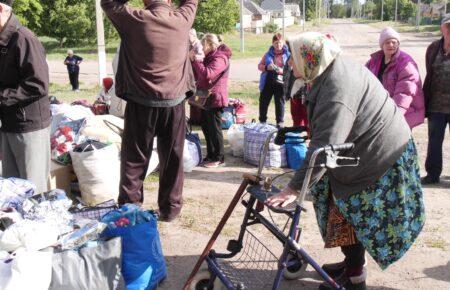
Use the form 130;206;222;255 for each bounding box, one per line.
366;27;425;129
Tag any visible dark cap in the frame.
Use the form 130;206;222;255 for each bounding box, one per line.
0;0;13;6
442;14;450;25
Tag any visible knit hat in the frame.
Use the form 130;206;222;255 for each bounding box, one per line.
442;14;450;25
379;27;400;48
0;0;13;6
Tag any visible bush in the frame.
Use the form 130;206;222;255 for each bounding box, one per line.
264;22;279;33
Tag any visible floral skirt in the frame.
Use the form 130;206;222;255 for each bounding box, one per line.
309;139;425;269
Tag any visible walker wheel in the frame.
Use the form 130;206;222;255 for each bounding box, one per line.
190;269;226;290
283;254;308;280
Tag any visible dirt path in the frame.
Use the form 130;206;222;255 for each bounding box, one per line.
148;20;449;290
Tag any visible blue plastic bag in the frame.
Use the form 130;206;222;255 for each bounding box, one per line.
285;133;307;170
221;106;236;130
102;214;166;290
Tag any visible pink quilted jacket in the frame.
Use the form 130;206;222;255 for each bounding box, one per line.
366;50;425;129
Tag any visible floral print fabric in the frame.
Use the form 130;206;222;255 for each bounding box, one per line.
287;32;342;83
309;139;425;269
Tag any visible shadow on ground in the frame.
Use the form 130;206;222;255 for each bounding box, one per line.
423;262;450;283
159;255;401;290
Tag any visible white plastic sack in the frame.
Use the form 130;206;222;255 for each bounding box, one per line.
50;104;94;136
108;86;126;118
183;139;198;173
109;48;127;118
0;248;53;290
0;220;58;252
227;124;245;157
80;115;124;148
70;144;120;205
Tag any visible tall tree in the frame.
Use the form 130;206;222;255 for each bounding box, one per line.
193;0;239;34
11;0;43;31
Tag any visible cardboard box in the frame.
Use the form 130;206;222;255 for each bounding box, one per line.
48;161;74;195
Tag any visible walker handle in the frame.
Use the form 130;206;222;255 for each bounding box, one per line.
328;143;354;152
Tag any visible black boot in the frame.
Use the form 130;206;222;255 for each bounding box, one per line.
319;268;367;290
321;261;346;279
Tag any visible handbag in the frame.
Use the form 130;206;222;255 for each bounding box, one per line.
188;65;230;110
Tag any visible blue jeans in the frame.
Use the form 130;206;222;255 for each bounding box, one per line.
425;112;450;178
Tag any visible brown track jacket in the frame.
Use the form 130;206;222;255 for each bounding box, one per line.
0;14;50;133
101;0;198;107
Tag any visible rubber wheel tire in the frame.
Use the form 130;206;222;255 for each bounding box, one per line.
190;269;226;290
283;254;308;280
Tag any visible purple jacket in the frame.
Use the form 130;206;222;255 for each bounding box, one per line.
366;50;425;129
192;44;232;109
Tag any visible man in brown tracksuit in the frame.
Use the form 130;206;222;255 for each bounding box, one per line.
101;0;197;221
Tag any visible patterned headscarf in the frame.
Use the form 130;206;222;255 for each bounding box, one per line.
288;32;342;83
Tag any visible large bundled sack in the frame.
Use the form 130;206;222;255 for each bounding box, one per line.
184;122;202;172
227;124;245;157
243;123;287;168
49;237;123;290
80;115;124;148
0;248;53;290
70;141;120;205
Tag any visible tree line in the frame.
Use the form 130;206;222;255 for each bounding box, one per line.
11;0;239;47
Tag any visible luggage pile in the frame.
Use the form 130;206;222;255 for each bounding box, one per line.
48;95;158;206
0;177;166;290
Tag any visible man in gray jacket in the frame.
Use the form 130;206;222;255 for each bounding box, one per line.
102;0;197;221
0;0;51;193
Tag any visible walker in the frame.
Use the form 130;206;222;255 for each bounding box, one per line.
183;126;360;290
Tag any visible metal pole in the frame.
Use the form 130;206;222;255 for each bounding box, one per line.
95;0;107;86
303;0;306;30
240;0;244;52
282;0;285;39
381;0;384;21
395;0;398;22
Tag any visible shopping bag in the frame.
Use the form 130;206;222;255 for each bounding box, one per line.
102;216;167;290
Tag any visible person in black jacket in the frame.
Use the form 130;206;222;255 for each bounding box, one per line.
0;0;51;193
64;50;83;92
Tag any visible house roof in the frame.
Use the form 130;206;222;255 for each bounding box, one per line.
261;0;283;11
244;0;269;15
243;6;253;15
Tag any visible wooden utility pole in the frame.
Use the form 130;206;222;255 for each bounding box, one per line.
95;0;107;85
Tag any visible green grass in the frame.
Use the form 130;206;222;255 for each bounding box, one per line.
425;237;448;251
49;83;100;103
41;36;120;61
228;80;260;107
353;19;441;35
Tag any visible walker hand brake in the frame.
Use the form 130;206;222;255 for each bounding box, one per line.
324;152;360;169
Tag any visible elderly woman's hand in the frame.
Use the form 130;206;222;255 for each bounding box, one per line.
266;186;298;208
